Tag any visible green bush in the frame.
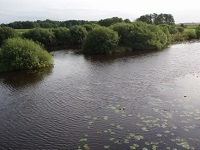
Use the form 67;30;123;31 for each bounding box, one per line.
83;27;119;54
23;28;56;46
127;23;169;50
82;24;101;32
171;33;187;42
195;25;200;39
0;38;53;72
52;27;70;45
111;23;135;46
69;25;87;45
177;27;184;33
185;29;196;40
0;27;17;45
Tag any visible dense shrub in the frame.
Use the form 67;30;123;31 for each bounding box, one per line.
185;29;196;40
69;25;87;45
52;27;70;45
0;38;53;72
23;28;56;46
0;27;17;45
177;27;184;33
195;25;200;39
83;27;119;54
112;22;170;50
159;25;172;45
111;23;135;46
159;24;178;34
171;33;188;42
82;24;101;32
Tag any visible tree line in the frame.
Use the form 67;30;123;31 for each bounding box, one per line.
0;19;95;29
0;14;174;29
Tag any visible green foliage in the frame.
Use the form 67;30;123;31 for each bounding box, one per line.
124;19;131;23
180;23;187;28
172;33;188;42
98;17;123;27
177;27;184;33
127;23;168;50
195;25;200;39
82;24;101;32
83;27;119;54
159;24;178;34
0;38;53;72
0;27;17;45
112;22;171;51
137;13;175;25
23;28;56;46
111;23;135;46
69;25;87;45
185;29;197;40
2;20;94;29
159;25;172;45
52;27;70;45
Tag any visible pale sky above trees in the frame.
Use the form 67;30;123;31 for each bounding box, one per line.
1;0;200;23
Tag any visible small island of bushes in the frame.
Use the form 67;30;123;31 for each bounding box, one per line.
0;37;53;72
1;13;200;72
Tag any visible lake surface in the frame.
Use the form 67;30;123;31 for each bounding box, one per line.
0;43;200;149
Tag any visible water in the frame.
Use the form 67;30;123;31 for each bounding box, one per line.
0;43;200;149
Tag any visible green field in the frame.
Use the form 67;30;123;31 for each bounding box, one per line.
15;29;30;35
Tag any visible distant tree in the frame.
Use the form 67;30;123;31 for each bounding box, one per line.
137;13;175;25
83;27;119;54
2;19;94;29
180;23;187;28
124;19;131;23
136;14;153;24
69;25;87;45
98;17;123;27
0;26;17;45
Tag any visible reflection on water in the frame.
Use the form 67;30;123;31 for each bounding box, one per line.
0;43;200;149
0;67;52;89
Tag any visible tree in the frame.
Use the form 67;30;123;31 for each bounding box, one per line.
82;24;101;32
52;27;70;45
23;28;56;46
124;19;131;23
111;23;135;46
126;22;170;50
137;13;175;25
136;14;153;24
98;17;123;27
0;26;17;45
83;27;119;54
69;25;87;45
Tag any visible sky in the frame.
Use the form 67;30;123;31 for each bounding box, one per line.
0;0;200;24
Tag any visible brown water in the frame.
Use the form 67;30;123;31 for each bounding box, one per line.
0;43;200;149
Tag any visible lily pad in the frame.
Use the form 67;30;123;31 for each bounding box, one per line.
79;138;88;142
103;116;109;120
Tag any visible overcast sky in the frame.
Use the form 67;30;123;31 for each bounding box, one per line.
1;0;200;24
